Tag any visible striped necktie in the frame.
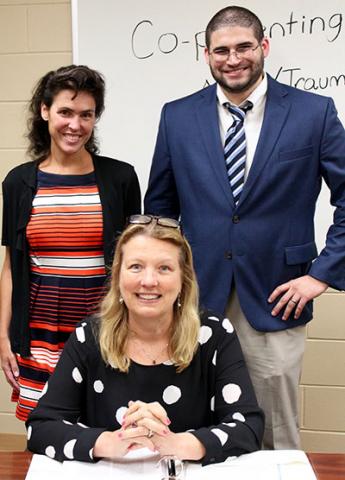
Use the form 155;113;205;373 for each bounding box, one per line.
224;101;253;205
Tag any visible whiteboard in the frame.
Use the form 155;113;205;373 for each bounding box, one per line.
72;0;345;250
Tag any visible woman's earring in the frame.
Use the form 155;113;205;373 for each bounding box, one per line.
119;296;124;304
177;294;182;309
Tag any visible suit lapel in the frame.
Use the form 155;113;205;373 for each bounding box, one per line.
195;85;235;207
239;76;290;205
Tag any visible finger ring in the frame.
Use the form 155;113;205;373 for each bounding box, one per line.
147;429;154;438
290;299;297;305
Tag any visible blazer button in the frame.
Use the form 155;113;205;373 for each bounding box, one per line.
232;215;240;223
225;251;232;260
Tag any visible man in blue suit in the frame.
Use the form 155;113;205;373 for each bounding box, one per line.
144;6;345;449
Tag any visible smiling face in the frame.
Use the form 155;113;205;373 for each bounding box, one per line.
119;235;182;326
205;26;269;103
41;89;96;158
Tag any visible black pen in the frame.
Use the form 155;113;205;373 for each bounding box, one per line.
168;458;176;478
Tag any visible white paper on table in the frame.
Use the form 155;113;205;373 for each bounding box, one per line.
26;449;316;480
25;454;63;480
186;450;317;480
26;449;161;480
63;449;161;479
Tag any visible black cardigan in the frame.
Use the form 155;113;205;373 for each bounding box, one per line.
1;155;141;356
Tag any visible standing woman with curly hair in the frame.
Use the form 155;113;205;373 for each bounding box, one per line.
0;65;141;421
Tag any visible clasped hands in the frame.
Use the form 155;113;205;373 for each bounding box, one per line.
268;274;328;320
120;400;172;453
93;400;204;461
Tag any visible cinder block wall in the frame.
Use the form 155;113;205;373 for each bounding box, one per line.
300;291;345;451
0;0;72;436
0;0;344;453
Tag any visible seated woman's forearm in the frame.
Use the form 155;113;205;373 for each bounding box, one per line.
176;432;206;460
93;431;123;459
153;431;206;461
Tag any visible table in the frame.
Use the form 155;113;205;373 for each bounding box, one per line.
307;453;345;479
0;451;32;480
0;451;344;480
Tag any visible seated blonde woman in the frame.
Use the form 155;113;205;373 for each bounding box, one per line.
26;215;264;465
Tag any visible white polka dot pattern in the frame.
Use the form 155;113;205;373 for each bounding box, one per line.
93;380;104;393
76;326;86;343
233;412;245;422
211;428;228;446
45;446;56;458
28;310;262;462
223;422;237;427
63;439;77;459
222;318;234;333
222;383;242;404
210;396;215;411
72;367;83;383
41;382;48;397
199;325;212;344
162;385;181;404
115;406;128;425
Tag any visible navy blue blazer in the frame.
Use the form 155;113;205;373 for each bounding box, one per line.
144;75;345;331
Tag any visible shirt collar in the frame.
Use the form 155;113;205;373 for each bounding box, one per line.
217;73;268;110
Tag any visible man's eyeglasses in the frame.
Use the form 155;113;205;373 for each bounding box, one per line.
210;43;260;61
128;214;180;229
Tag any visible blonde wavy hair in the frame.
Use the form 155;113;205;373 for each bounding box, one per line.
98;221;200;373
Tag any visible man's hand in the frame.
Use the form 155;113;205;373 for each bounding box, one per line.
268;275;328;320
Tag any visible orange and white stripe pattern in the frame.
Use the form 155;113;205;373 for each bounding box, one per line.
14;172;107;421
27;185;105;277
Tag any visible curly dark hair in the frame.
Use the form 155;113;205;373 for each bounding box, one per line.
205;6;264;49
27;65;105;161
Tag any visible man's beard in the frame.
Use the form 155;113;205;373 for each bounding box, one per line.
210;57;264;94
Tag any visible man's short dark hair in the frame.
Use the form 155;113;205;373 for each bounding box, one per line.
205;6;264;48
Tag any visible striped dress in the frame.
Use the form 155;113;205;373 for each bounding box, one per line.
13;170;107;421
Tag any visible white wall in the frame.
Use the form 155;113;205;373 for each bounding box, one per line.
73;0;345;250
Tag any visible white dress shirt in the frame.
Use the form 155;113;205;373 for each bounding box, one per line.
217;74;267;180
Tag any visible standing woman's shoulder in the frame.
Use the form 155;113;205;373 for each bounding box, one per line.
2;160;37;188
92;154;141;216
92;154;139;179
